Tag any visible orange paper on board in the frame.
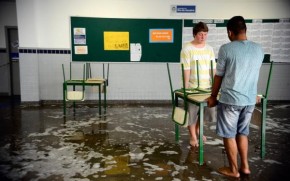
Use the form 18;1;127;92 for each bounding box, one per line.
150;29;173;43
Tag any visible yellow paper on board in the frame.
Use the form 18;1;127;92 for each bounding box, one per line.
104;32;129;50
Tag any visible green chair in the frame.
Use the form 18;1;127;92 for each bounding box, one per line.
167;60;215;141
86;63;109;80
167;60;215;165
167;63;189;129
62;63;86;114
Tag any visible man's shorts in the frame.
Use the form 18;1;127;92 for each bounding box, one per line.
188;103;216;125
216;103;255;138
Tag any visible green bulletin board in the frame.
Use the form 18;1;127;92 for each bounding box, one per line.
71;17;290;63
71;17;183;62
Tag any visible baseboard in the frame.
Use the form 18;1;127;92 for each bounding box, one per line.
0;92;9;96
40;99;172;107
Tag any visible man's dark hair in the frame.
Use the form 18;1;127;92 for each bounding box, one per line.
227;16;247;35
193;22;208;36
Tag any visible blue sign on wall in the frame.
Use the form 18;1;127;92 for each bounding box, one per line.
176;5;196;13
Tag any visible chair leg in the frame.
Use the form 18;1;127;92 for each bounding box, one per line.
199;103;205;165
261;97;267;159
73;101;76;113
73;85;76;113
99;84;101;116
63;83;66;116
174;95;180;142
104;84;107;115
175;124;180;142
62;64;66;116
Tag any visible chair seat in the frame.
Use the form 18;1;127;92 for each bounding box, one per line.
173;107;189;127
86;77;105;81
66;91;84;101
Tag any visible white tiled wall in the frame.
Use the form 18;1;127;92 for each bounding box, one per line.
18;52;290;102
258;63;290;100
38;54;70;100
19;53;40;102
18;20;290;102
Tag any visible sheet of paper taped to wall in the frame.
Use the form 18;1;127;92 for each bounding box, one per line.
130;43;142;62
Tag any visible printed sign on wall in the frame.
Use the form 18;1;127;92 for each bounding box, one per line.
104;32;129;50
171;5;196;16
149;29;174;43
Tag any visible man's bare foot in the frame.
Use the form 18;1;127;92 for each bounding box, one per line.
218;167;240;178
190;136;207;147
239;168;251;175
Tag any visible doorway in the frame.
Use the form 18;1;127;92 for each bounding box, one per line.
5;26;20;98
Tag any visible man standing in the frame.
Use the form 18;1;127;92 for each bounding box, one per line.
207;16;264;178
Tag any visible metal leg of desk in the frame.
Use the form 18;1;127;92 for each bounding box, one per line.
174;96;180;142
199;103;205;165
261;98;267;159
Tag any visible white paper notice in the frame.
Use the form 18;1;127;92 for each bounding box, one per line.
130;43;142;62
73;28;86;45
74;46;88;54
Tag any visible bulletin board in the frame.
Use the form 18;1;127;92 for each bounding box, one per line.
70;17;183;62
71;17;290;63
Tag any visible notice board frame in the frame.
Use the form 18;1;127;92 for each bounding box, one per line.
70;17;183;63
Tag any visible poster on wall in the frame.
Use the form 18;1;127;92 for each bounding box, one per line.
73;28;86;44
74;46;88;54
149;29;174;43
104;31;129;50
130;43;142;62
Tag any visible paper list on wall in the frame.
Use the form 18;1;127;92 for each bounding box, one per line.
182;21;290;62
130;43;142;62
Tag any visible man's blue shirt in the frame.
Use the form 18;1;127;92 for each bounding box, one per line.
216;40;264;106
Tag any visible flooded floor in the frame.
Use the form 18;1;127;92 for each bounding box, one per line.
0;97;290;181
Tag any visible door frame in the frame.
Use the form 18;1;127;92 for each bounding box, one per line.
5;26;19;97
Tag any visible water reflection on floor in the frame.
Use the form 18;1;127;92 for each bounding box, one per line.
0;99;290;181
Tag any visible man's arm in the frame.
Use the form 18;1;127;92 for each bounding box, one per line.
207;74;223;107
209;68;216;82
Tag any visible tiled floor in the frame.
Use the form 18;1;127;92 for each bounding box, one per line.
0;97;290;181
